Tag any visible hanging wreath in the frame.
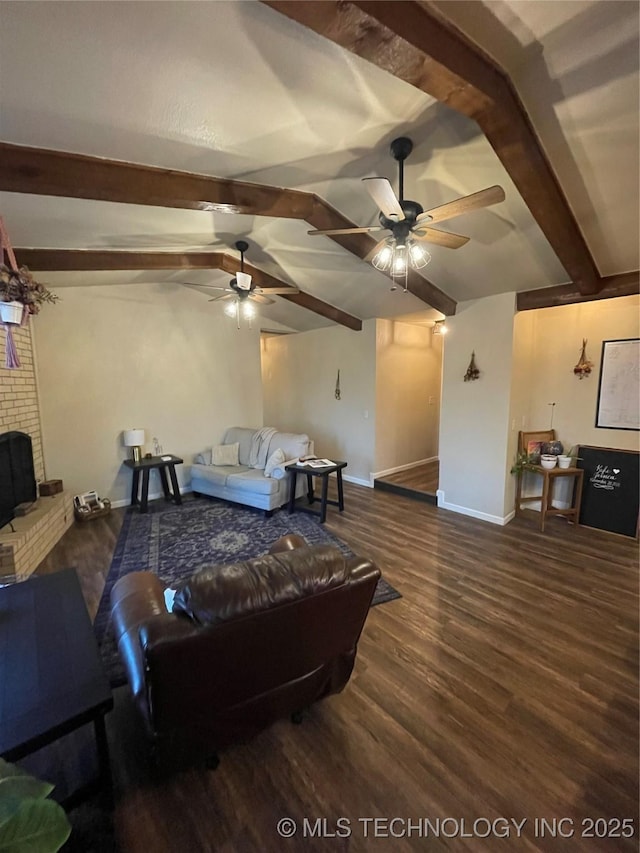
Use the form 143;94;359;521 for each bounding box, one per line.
573;339;593;379
463;351;480;382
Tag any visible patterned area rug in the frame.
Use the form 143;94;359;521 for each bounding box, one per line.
95;496;400;686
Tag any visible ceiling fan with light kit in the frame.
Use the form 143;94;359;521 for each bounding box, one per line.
308;137;505;289
196;240;298;327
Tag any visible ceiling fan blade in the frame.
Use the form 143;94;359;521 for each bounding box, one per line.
250;293;275;305
307;225;383;236
416;185;505;225
236;271;252;290
208;293;236;303
362;177;405;221
411;227;470;249
255;286;300;295
192;285;232;291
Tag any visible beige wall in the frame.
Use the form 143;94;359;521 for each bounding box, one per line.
517;295;639;453
513;295;639;509
439;292;517;523
261;322;376;483
507;309;536;510
374;319;442;474
34;283;263;504
439;293;639;523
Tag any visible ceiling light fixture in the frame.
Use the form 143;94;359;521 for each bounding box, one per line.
371;236;431;291
432;319;448;336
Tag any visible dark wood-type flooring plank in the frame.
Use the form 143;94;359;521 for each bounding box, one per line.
35;484;639;851
375;460;439;495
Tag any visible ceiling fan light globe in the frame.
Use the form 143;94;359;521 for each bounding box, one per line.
391;244;408;276
372;244;393;271
224;301;238;317
242;302;256;319
409;242;431;268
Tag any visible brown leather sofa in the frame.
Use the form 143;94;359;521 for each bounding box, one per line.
110;534;380;765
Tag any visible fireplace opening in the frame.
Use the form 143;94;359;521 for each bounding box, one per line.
0;431;37;530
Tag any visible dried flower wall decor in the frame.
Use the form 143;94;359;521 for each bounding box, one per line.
463;351;480;382
573;338;593;379
0;217;58;369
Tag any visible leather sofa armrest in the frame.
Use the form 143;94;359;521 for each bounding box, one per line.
346;556;381;585
269;534;307;554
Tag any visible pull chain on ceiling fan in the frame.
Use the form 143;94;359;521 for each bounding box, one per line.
308;137;505;291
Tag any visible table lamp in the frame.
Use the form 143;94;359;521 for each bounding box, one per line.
123;429;145;462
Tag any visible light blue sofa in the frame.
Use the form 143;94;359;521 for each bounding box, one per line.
190;427;313;514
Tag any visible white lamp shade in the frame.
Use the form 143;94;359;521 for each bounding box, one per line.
123;429;145;447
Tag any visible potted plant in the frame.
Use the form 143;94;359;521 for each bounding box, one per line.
557;446;581;469
510;451;539;475
0;757;71;852
0;263;58;323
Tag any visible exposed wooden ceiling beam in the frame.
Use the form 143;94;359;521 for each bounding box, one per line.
1;142;455;316
13;249;225;271
14;248;363;331
262;0;603;296
0;142;312;219
517;271;639;311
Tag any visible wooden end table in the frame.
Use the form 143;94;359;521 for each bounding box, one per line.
124;454;183;513
515;465;585;532
0;568;113;809
286;460;347;524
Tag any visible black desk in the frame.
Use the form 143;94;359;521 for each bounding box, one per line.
0;569;113;807
124;454;183;513
286;460;347;524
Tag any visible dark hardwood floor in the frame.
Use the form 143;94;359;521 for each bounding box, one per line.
35;483;639;851
374;460;439;503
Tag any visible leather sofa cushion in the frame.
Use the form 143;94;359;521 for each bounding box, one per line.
173;545;348;627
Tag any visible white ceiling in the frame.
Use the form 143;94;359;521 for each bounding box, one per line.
0;1;637;331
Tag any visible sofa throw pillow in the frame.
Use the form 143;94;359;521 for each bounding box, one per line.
264;447;286;477
212;442;240;467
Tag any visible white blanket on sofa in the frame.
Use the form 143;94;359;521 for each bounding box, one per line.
249;426;277;469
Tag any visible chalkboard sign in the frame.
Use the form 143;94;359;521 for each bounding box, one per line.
577;445;639;537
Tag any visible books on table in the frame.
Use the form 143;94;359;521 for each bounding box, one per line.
298;458;335;468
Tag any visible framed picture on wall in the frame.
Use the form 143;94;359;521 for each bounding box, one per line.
595;339;639;430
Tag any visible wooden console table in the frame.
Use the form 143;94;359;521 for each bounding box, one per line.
515;465;584;532
124;454;183;513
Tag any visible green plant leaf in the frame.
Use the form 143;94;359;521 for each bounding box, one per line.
0;777;53;804
0;799;71;853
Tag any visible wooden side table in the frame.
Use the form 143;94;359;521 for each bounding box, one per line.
124;454;183;513
286;460;347;524
516;465;584;532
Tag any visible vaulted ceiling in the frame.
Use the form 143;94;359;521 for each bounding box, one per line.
0;1;638;332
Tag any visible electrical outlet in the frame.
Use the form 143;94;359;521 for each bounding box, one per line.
363;410;369;419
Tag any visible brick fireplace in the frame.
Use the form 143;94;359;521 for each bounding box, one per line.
0;322;73;580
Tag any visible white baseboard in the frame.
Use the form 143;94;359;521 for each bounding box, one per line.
110;485;192;509
343;474;373;488
370;456;438;485
436;490;514;526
